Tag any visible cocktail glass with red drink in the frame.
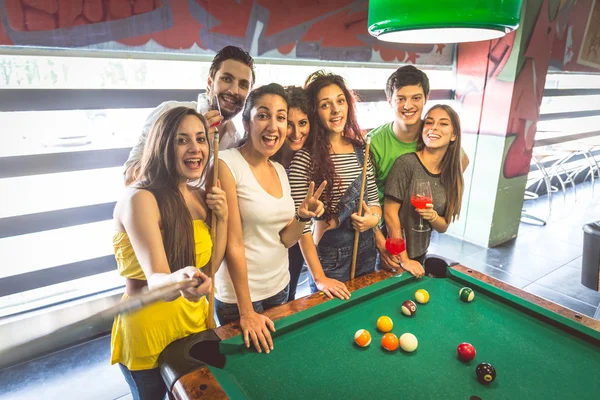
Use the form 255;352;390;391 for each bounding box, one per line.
385;236;406;256
411;180;432;233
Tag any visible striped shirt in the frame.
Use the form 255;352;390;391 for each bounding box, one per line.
289;148;379;234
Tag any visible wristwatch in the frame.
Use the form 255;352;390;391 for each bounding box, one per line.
294;212;311;223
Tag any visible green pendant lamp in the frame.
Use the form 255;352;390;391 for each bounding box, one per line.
368;0;523;44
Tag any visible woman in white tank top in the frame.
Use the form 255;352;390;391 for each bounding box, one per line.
215;83;326;354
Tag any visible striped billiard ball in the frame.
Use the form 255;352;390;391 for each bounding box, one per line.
414;289;430;304
459;287;475;302
401;300;417;316
354;329;372;347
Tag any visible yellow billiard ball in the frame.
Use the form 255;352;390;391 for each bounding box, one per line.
354;329;372;347
376;316;394;332
415;289;430;304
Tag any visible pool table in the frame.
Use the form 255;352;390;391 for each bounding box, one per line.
159;258;600;400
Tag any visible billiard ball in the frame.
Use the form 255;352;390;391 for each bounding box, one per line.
459;287;475;302
457;342;476;362
414;289;430;304
381;333;399;351
376;316;393;333
354;329;372;347
399;333;418;352
401;300;417;316
476;362;496;384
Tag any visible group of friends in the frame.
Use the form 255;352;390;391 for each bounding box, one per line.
111;45;468;400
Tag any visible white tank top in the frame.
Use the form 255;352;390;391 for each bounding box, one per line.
215;148;293;303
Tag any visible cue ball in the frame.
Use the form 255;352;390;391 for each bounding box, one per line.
376;316;393;333
399;333;418;352
457;342;476;362
401;300;417;316
476;362;496;384
414;289;430;304
459;287;475;302
381;333;399;351
354;329;372;347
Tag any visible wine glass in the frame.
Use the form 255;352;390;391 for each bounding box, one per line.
411;180;432;232
385;232;406;256
196;92;222;128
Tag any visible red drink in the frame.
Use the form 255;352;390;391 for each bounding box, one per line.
385;237;406;255
410;195;432;210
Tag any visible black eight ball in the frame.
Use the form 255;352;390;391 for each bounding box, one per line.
476;362;496;384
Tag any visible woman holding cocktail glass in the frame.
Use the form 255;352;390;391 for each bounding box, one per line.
383;105;464;278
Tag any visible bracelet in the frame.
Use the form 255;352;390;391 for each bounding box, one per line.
372;212;381;225
294;211;311;223
430;211;438;223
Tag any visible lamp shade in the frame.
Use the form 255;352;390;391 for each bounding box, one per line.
368;0;523;44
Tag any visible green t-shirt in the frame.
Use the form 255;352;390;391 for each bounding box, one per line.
369;122;418;208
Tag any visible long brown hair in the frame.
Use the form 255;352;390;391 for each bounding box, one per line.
304;70;364;217
271;85;310;164
136;107;211;272
417;104;464;222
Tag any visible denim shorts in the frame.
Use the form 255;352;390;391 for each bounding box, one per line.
215;285;290;326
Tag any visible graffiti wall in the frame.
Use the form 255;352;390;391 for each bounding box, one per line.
457;0;599;181
0;0;452;66
452;0;600;247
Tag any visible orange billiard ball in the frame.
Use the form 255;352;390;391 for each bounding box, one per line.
354;329;372;347
381;333;399;351
376;316;394;333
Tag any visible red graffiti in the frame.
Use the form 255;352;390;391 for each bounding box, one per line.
302;8;368;47
196;0;253;39
0;0;450;65
3;0;164;31
375;46;407;63
503;1;556;179
119;0;202;48
258;0;348;37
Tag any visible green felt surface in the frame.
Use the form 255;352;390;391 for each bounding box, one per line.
209;272;600;400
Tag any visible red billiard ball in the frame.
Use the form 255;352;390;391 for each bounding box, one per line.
457;342;476;362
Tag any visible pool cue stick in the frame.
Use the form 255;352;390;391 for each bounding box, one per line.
0;278;199;371
207;127;219;330
350;136;372;280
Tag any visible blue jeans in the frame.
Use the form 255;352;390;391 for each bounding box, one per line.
118;363;169;400
215;286;290;326
310;143;377;291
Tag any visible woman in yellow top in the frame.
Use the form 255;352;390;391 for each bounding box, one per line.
111;106;228;400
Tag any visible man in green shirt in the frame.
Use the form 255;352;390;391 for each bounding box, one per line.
369;66;468;273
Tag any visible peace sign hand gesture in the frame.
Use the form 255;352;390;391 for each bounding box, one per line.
297;181;327;220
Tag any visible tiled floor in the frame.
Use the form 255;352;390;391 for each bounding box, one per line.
1;184;599;400
429;181;600;320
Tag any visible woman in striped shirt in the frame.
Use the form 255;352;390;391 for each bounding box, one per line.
289;71;381;300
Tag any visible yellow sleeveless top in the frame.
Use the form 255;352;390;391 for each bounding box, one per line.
110;220;212;370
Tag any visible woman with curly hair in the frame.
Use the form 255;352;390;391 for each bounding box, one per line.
289;71;381;300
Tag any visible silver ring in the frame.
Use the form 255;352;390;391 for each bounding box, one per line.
208;193;214;200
